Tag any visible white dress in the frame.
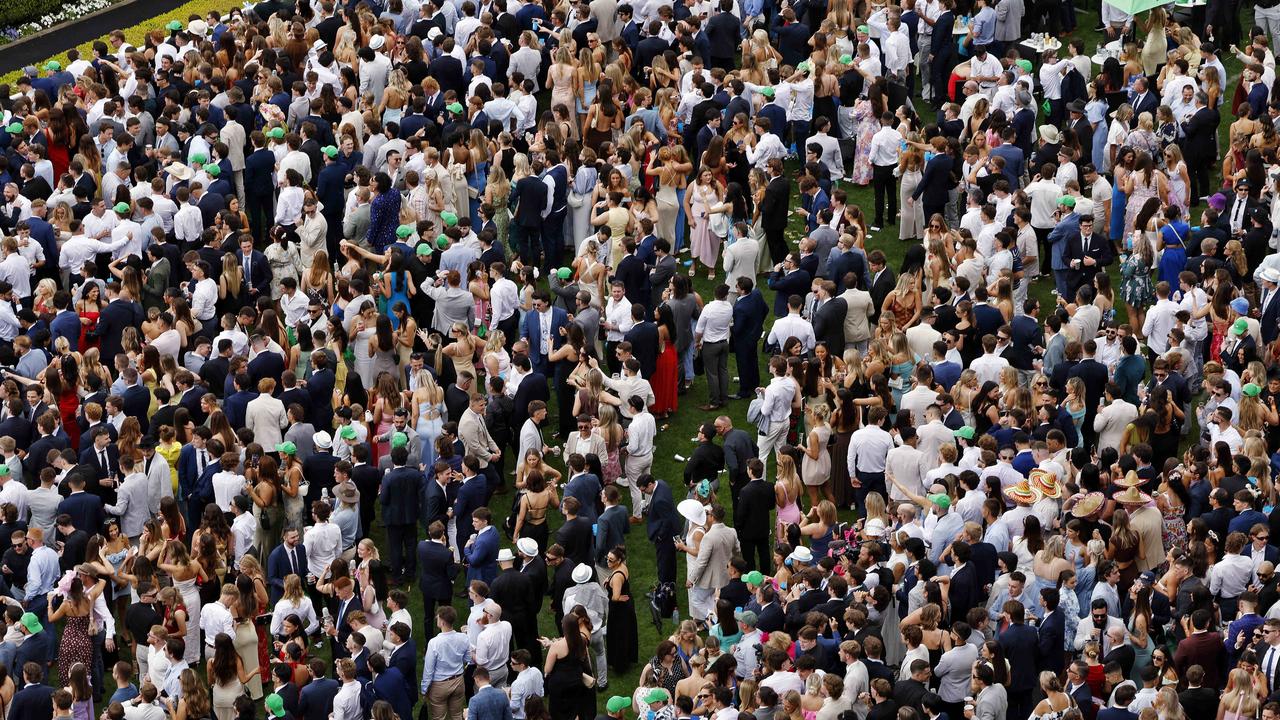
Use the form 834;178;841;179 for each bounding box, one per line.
174;576;202;664
353;327;376;389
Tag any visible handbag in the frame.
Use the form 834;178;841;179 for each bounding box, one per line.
709;210;731;238
568;191;585;208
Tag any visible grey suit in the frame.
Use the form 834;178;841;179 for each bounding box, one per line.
689;522;741;589
343;203;371;242
105;472;152;538
649;255;677;308
975;683;1008;720
423;284;477;334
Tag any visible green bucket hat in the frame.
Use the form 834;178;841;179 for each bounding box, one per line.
606;697;631;714
166;20;183;31
322;145;339;158
1243;383;1262;397
338;425;358;440
954;425;976;440
274;441;297;455
44;61;60;72
19;612;41;634
446;102;464;114
838;54;853;64
267;127;285;139
390;432;408;449
441;211;458;227
396;224;415;239
5;123;21;134
190;153;207;164
265;694;286;718
113;202;130;214
205;164;221;176
556;267;572;280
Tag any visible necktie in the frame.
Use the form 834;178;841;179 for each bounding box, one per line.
1266;647;1277;693
244;254;251;280
289;547;298;575
99;451;108;474
197;450;206;474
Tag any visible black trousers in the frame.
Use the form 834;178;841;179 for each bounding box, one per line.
386;523;417;581
764;226;787;265
496;314;519;352
247;192;272;243
872;164;898;226
741;535;771;573
734;341;760;397
1188;155;1212;206
655;537;677;584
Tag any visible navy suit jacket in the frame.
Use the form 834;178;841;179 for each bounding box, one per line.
248;351;286;388
122;384;152;434
380;467;423;525
767;269;812;318
1038;608;1066;674
306;368;335;430
59;489;106;535
644;480;681;543
417;539;458;601
267;541;307;605
236;249;273;298
224;389;255;430
9;683;53;720
998;623;1041;691
94;299;143;361
464;526;499;584
388;639;417;696
244;149;276;195
521;306;568;373
372;668;414;720
563;473;601;523
469;684;515;720
732;290;768;352
913;153;955;206
1244;543;1280;565
50;310;80;352
453;475;489;545
296;677;340;720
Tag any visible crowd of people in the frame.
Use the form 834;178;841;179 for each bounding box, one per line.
0;1;1275;720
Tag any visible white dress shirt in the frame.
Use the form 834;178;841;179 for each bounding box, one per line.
869;126;903;166
694;299;732;343
847;424;894;474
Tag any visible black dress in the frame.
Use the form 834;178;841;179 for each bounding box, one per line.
545;646;595;720
606;571;638;673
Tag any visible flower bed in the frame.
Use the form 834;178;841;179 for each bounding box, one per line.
0;0;124;46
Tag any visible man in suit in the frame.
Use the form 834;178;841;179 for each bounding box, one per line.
520;290;567;376
766;254;812;318
913;139;956;221
77;426;119;506
555;496;594;568
416;521;457;637
509;364;549;439
1064;216;1113;297
647;240;678;309
8;662;53;720
326;577;363;659
734;459;774;572
453;457;489;549
1181;93;1220;205
463;506;500;585
542;151;570;274
867;250;896;324
234;234;272;301
246;335;286;389
1173;608;1228;688
92;283;144;362
305;352;336;431
639;474;681;584
705;0;739;69
947;541;981;623
467;666;512;720
368;653;414;720
760;158;791;264
296;658;340;720
1130;77;1158;118
1068;339;1111;447
594;484;629;564
489;549;537;658
380;446;422;584
1038;588;1067;675
518;537;549;616
972;664;1008;720
266;526;306;606
811;280;847;351
510;166;546;267
688;504;741;620
563;456;602;524
731;277;767;399
623;304;659;379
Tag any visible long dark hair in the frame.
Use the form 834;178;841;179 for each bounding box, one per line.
210;633;240;683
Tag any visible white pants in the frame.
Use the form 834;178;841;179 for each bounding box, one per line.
621;454;652;517
757;420;789;472
689;586;716;625
1259;5;1280;55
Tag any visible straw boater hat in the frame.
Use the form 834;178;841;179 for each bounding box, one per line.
1070;492;1105;518
1113;485;1153;506
1113;470;1143;488
1029;469;1061;500
1004;480;1038;505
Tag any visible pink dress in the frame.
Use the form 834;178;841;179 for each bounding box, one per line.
776;481;801;540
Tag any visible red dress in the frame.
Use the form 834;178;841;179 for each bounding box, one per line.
78;309;99;351
44;129;70;183
651;340;679;415
58;386;80;451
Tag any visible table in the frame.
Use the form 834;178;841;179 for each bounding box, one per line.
1021;36;1063;53
1091;39;1123;66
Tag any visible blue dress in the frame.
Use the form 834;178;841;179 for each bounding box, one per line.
468;160;488;228
1109;183;1128;243
385;271;411;327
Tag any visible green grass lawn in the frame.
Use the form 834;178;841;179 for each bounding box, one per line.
368;4;1254;706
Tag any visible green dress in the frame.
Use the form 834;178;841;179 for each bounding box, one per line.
1119;251;1154;308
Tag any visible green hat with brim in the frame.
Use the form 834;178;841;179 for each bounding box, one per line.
267;127;285;139
857;24;869;33
1244;383;1262;397
1015;58;1033;73
556;267;572;280
190;153;207;165
436;234;450;249
322;145;339;158
205;164;221;177
113;202;130;214
44;61;60;72
607;697;631;714
839;54;853;64
415;243;433;256
5;123;21;134
0;466;10;477
1233;318;1249;336
441;211;458;227
759;87;774;98
390;432;408;449
166;20;182;31
743;570;765;585
275;441;297;455
797;61;812;73
446;102;464;114
928;493;952;509
265;694;286;718
338;425;358;440
954;426;976;440
19;612;40;634
1058;195;1076;208
644;689;670;705
396;224;415;239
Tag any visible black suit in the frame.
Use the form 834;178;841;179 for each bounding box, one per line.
624;321;659;379
760;175;791;264
869;268;896;324
510;372;549;433
490;566;538;658
1181;106;1220;203
735;478;774;571
706;11;740;66
0;416;32;450
1063;232;1113;296
913;152;955;221
1067;358;1109;445
416;539;456;637
812;297;847;351
93;299;144;361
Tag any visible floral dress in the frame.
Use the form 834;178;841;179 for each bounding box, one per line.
1119;250;1154;308
1160;495;1188;560
852;99;877;185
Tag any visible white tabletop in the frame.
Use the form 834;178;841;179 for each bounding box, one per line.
1091;39;1124;65
1021;37;1063;52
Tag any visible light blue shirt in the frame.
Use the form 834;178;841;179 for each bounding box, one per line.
421;630;471;692
970;6;996;45
929;512;966;565
333;505;360;550
23;546;59;601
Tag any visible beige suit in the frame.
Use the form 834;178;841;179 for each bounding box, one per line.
458;408;500;469
245;393;288;449
1093;399;1138;455
840;288;874;346
689;522;741;589
590;0;619;41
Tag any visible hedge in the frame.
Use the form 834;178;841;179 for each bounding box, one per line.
0;0;235;84
0;0;66;31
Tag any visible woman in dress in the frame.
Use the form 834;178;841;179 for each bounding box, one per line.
246;455;285;554
882;272;921;331
380;249;415;330
570;149;599;244
65;663;94;720
513;470;559;551
265;231;301;302
76;282;103;352
411;368;445;469
774;453;803;543
1126;584;1156;682
850;81;886;185
898;145;925;242
1106;507;1143;597
647;147;683;246
207;632;250;720
604;546;638;675
684;168;727;279
160;540;206;664
650;305;680;420
800;404;833;507
1163;144;1190;216
1119;197;1157;331
799;501;838;560
1219;668;1260;720
49;573;107;688
543;614;596;720
1122;151;1167;239
1027;672;1074;720
1064;378;1088;448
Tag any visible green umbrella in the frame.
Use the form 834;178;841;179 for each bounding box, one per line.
1100;0;1168;15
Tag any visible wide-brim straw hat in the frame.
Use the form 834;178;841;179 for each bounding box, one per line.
1113;485;1153;506
1070;492;1105;518
1029;469;1061;499
1113;470;1143;488
1004;480;1038;505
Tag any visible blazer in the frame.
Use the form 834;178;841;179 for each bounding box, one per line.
305;368;336;430
767;269;812;318
511;175;547;226
388;639;417;696
464;526;500;584
644;480;681;544
521;306;568;372
245;394;288;449
869;268;896;322
469;684;515;720
371;668;414;720
296;678;340;720
761;176;791;232
93;299;144;361
812;296;847;351
244;148;277;195
266;541;307;605
247;351;286;389
509;373;549;432
417;539;458;602
563;473;601;523
1038;609;1066;674
8;683;54;720
913;153;955;206
380;467;423;525
453;475;489;545
556;516;594;568
595;504;630;564
235;249;273;298
489;566;536;630
689;523;741;589
624;321;659;379
735;479;775;541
